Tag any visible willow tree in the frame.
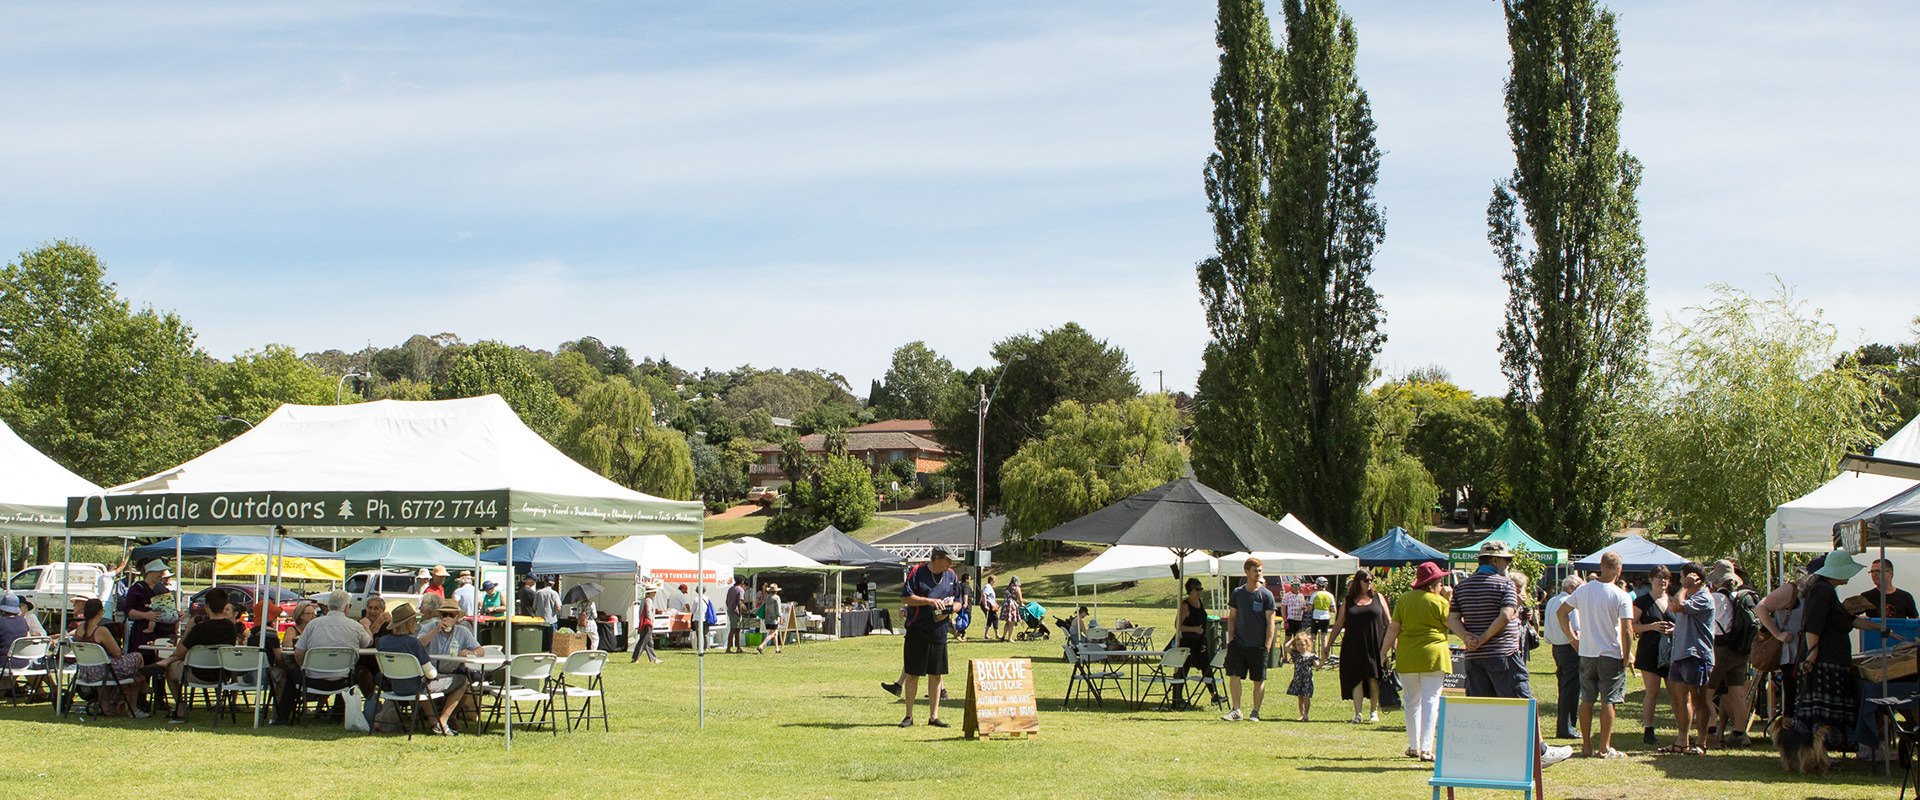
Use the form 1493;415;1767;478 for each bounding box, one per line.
1194;0;1386;547
1629;284;1890;559
1490;0;1648;552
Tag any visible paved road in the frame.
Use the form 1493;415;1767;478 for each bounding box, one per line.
874;513;1005;548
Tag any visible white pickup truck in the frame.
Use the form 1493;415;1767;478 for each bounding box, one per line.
334;569;424;614
6;562;110;612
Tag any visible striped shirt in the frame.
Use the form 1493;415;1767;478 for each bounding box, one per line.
1453;569;1520;659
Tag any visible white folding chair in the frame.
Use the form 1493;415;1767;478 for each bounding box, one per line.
479;653;557;736
1136;647;1190;710
373;652;445;740
556;650;609;732
64;642;138;720
292;647;357;724
218;646;271;724
1065;632;1125;709
178;646;226;725
3;636;53;706
1190;649;1230;709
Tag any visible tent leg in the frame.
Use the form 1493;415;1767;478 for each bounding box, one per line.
505;525;515;749
256;529;284;728
698;525;705;729
56;529;71;717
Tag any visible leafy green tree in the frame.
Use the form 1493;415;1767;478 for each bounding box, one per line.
1000;396;1188;538
1192;0;1386;547
814;454;878;532
547;350;602;399
720;371;817;423
1406;397;1505;531
1846;325;1920;438
1362;449;1439;542
370;333;463;385
1490;0;1650;552
559;336;633;376
934;322;1139;516
555;378;694;500
1627;284;1890;559
689;433;755;511
371;378;433;401
794;402;856;435
439;340;566;439
871;341;960;419
0;241;217;486
205;344;347;429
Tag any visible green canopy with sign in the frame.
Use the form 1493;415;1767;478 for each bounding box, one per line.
1448;519;1569;565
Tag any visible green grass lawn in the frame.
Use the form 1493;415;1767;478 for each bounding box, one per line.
0;599;1897;799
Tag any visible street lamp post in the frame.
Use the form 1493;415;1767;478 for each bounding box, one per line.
973;354;1024;585
337;371;369;404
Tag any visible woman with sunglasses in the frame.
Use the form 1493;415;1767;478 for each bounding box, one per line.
1327;569;1392;724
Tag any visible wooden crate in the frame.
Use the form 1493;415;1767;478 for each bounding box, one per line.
552;632;589;657
1855;643;1919;682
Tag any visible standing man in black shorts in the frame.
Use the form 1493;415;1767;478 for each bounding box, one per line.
899;547;961;728
1222;557;1277;722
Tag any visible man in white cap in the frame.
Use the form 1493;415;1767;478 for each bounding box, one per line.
452;571;479;621
123;560;176;664
1450;540;1573;766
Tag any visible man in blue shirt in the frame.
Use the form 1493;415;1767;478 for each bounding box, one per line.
1221;558;1276;722
898;547;960;728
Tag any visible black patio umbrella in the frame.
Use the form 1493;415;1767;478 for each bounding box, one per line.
1035;477;1329;580
563;582;604;604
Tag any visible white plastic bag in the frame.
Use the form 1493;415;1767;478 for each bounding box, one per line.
343;686;370;732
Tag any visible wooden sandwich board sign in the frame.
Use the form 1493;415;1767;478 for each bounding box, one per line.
964;657;1038;739
1430;696;1541;800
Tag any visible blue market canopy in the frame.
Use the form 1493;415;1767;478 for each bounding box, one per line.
1570;535;1688;572
131;533;337;562
1448;519;1569;565
333;537;475;571
1350;527;1447;567
480;536;637;577
790;525;904;569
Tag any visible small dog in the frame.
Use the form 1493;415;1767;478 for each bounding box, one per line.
1770;717;1834;774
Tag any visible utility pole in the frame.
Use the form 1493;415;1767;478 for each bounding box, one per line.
1154;370;1164;394
973;354;1023;586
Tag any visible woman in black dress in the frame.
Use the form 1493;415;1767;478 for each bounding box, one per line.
1329;570;1390;724
1170;577;1219;708
1797;550;1900;750
1632;565;1676;744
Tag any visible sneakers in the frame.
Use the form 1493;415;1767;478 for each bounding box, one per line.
927;718;950;728
1368;711;1379;724
1246;711;1262;723
1221;709;1243;722
1541;745;1574;767
881;682;902;698
898;716;913;728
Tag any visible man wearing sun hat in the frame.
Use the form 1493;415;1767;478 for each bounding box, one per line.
1449;539;1574;766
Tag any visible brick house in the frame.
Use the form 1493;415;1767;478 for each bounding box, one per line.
749;426;951;488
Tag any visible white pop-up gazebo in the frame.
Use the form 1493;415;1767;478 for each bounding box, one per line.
1216;514;1361;576
1072;544;1218;620
1766;415;1920;553
65;395;704;740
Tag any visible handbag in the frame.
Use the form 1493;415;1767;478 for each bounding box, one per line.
1379;669;1403;710
1749;632;1784;672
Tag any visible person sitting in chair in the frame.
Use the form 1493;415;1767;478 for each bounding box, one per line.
377;603;468;736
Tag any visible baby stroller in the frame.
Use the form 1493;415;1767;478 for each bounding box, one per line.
1015;601;1050;641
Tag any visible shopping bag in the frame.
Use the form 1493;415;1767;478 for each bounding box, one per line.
343;686;370;732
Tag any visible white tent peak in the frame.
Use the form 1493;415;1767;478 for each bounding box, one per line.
699;536;843;574
0;417;102;504
1768;414;1920;552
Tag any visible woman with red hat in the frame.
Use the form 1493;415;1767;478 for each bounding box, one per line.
1385;561;1452;761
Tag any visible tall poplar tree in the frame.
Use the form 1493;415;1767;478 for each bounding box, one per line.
1489;0;1649;552
1194;0;1386;547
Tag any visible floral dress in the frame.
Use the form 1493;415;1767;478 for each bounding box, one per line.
1286;651;1319;697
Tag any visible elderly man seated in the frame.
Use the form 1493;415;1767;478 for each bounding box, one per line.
376;603;469;736
275;591;371;724
417;605;482;661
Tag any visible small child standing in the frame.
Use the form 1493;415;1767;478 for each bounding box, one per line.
1284;631;1318;721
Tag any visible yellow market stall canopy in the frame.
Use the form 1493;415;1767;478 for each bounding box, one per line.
214;552;345;581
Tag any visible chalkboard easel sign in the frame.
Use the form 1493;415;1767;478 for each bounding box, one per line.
1429;696;1540;800
963;657;1038;739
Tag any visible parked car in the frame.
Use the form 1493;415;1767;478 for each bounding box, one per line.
6;562;109;613
189;584;304;620
1452;506;1470;524
748;486;781;505
326;569;425;615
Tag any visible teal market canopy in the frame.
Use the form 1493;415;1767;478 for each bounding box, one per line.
1448;519;1569;565
479;536;637;577
65;395;703;538
333;537;475;570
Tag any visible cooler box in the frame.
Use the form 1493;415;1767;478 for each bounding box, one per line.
1862;617;1920;652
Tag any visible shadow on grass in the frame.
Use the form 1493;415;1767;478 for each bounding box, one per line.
1301;765;1428;773
1641;746;1898;787
781;721;917;730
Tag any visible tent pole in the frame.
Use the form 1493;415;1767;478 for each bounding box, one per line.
504;524;515;749
697;522;705;729
1882;536;1890;776
55;527;71;717
473;529;483;639
255;527;284;728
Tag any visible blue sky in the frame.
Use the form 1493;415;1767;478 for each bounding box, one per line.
1;1;1914;396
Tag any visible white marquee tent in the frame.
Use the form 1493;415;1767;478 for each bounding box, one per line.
1073;545;1217;587
698;536;842;575
1217;514;1361;576
1766;415;1920;553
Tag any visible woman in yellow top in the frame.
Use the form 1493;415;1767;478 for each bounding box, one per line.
1385;561;1452;762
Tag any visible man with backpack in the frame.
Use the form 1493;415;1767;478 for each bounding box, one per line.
1707;559;1759;747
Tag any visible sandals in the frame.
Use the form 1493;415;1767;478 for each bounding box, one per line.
1659;744;1705;755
